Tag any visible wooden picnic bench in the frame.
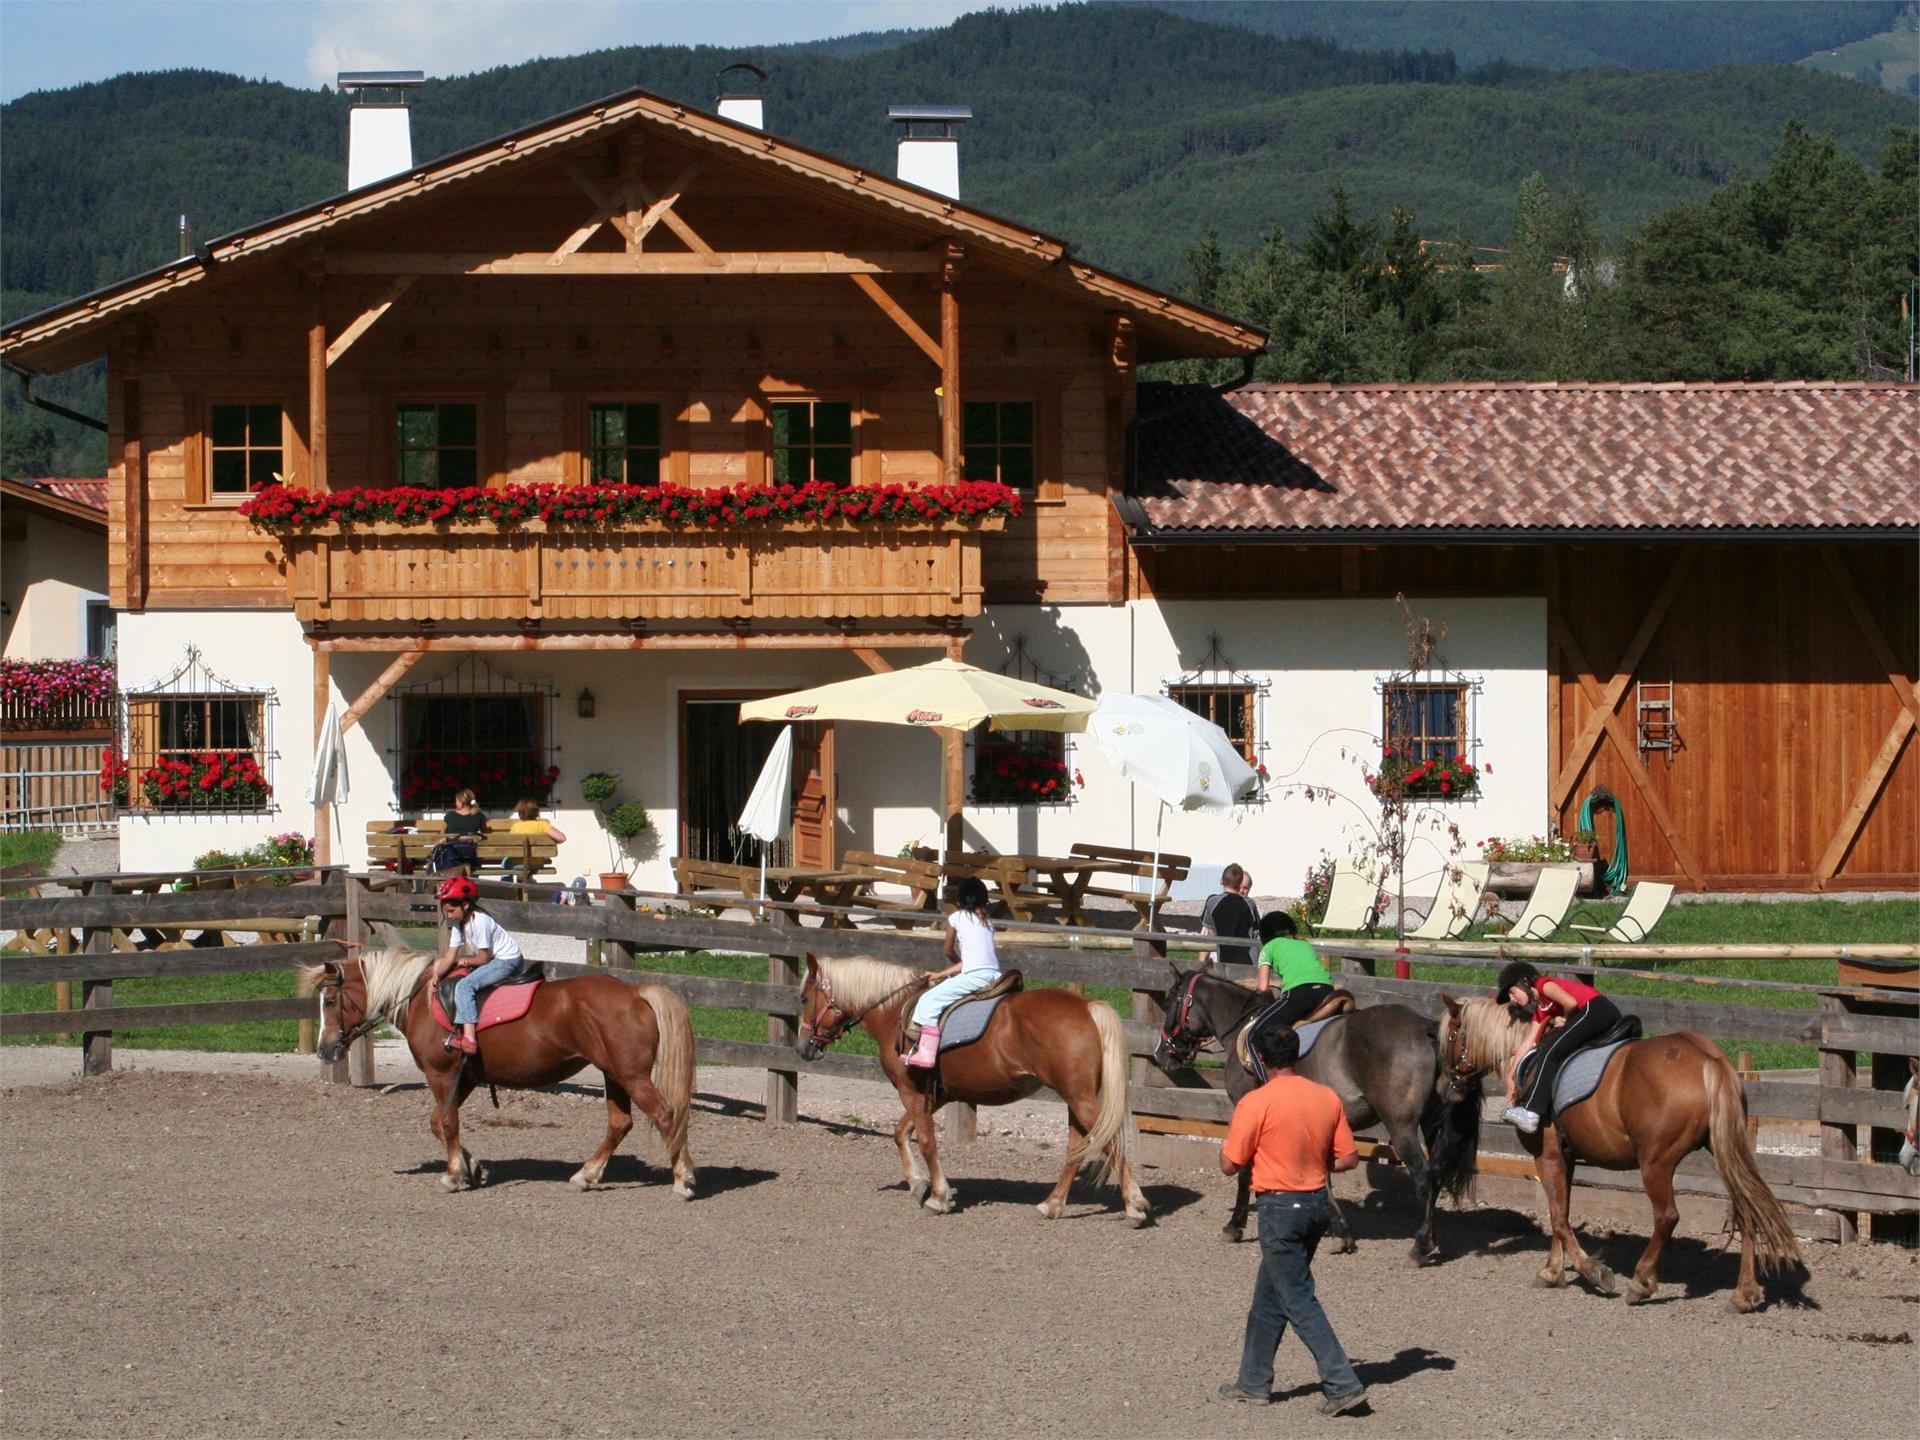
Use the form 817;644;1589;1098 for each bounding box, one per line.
1067;842;1193;929
668;856;761;916
917;849;1066;926
365;819;559;885
839;850;944;927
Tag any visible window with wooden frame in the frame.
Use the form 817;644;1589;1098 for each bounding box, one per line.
962;400;1035;488
205;401;285;500
395;402;480;488
1167;685;1259;766
769;399;854;486
586;401;664;484
123;693;274;811
1381;682;1470;765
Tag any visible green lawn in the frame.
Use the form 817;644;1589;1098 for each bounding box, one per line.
0;831;62;871
4;897;1909;1067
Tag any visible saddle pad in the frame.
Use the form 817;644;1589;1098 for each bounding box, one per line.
936;991;1009;1053
1233;1013;1340;1072
430;969;543;1033
1517;1038;1633;1117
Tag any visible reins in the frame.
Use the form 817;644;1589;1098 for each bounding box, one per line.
804;968;929;1049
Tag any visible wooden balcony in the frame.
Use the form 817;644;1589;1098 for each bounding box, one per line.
282;519;1002;627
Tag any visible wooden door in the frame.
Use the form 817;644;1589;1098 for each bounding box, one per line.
790;721;836;869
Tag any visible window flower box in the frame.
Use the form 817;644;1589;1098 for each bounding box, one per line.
1367;748;1482;802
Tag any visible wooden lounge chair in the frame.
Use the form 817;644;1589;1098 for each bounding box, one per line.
1502;864;1581;941
1568;880;1676;944
1311;857;1384;936
1400;861;1491;943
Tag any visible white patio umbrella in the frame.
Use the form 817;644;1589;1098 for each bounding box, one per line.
740;658;1093;854
306;700;349;853
735;725;794;909
1089;693;1259;928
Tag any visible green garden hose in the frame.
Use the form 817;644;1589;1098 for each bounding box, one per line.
1578;789;1628;897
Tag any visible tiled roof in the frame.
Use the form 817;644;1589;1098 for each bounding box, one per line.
1128;382;1920;536
17;478;109;513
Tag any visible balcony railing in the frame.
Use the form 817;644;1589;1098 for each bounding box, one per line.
281;518;1002;626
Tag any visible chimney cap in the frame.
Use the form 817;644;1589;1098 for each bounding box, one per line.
337;70;426;92
715;61;768;97
888;104;972;125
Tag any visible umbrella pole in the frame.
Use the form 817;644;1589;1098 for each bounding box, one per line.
759;844;769;922
1148;801;1165;932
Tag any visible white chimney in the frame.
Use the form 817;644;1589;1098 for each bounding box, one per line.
338;70;425;189
715;62;768;131
888;105;971;200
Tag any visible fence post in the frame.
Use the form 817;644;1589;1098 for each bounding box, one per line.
603;889;637;970
344;876;375;1086
765;908;801;1126
1131;933;1169;1099
54;926;74;1045
80;878;113;1077
1816;993;1859;1244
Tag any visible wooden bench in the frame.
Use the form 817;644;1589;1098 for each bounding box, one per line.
840;850;944;926
922;849;1065;926
669;856;761;915
1067;842;1193;929
365;819;559;884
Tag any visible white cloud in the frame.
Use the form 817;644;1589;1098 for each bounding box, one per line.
303;1;636;88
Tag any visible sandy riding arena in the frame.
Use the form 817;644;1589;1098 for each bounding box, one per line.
3;1065;1915;1439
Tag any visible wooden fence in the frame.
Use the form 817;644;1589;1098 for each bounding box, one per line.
3;869;1916;1234
1;739;114;835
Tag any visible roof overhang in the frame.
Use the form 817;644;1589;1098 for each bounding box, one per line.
1;479;109;532
1;85;1265;372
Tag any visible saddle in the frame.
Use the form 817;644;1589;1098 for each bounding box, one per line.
1514;1012;1644;1116
430;963;546;1035
896;970;1024;1056
1232;990;1355;1074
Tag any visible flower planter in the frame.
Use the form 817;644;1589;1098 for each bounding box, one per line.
1487;860;1596;898
598;872;631;892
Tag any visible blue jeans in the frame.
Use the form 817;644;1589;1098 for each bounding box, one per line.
452;956;523;1026
1237;1189;1362;1400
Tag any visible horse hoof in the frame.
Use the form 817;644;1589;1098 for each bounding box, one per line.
440;1174;465;1193
1589;1266;1618;1297
1336;1238;1358;1256
923;1192;953;1214
1126;1209;1154;1229
1221;1226;1247;1245
909;1179;930;1204
673;1181;695;1202
569;1171;599;1191
1625;1285;1655;1306
469;1163;487;1188
1727;1292;1761;1315
1035;1201;1062;1220
1533;1271;1565;1289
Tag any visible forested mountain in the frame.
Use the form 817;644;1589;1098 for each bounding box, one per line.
1128;1;1908;71
2;4;1913;477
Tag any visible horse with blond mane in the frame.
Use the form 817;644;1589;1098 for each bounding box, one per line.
796;955;1150;1223
301;945;696;1197
1439;993;1800;1311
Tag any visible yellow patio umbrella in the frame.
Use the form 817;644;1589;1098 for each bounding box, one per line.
739;658;1094;853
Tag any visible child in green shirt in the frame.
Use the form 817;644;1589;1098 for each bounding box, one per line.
1244;913;1336;1081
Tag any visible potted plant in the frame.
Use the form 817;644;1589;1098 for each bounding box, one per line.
1569;826;1598;862
581;772;650;889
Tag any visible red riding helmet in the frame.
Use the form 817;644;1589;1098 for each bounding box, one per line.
435;875;479;903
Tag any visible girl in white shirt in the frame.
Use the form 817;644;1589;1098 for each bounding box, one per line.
906;876;1001;1069
429;876;528;1055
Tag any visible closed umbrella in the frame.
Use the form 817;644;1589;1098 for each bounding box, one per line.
735;725;794;909
1090;693;1259;928
306;700;349;854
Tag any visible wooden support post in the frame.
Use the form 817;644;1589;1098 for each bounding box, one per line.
944;632;966;857
1131;933;1168;1098
307;293;328;491
939;244;962;486
604;888;637;970
766;910;800;1125
80;879;113;1077
53;927;73;1045
120;365;146;612
1817;993;1860;1243
344;880;375;1085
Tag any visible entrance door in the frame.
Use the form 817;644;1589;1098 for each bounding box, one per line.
679;695;788;866
790;721;836;869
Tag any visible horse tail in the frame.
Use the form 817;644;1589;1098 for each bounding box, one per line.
1421;1090;1482;1205
1703;1053;1801;1276
1079;1000;1135;1190
638;985;695;1164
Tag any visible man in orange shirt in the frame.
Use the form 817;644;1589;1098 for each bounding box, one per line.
1216;1025;1368;1416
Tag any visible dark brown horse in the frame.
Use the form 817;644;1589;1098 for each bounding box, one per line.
1155;968;1480;1263
796;956;1151;1223
1440;995;1801;1311
302;945;696;1197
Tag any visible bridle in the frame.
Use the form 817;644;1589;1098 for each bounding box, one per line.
798;968;926;1053
1440;1011;1483;1100
1160;971;1207;1065
314;965;428;1061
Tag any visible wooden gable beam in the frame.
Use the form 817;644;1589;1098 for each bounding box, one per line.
327;251;941;276
1812;545;1920;886
847;274;941;366
628;164;707;254
325;276;415;367
547;182;639;263
1549;612;1707;889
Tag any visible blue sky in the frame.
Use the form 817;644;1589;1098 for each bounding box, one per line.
0;0;984;102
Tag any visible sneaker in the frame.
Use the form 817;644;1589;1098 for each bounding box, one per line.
1319;1387;1369;1417
1502;1105;1541;1134
1216;1381;1270;1406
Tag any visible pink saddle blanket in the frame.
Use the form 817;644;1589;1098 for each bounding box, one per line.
429;967;543;1034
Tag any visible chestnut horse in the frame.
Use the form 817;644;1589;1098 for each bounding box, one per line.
301;945;696;1197
1440;995;1800;1311
796;956;1151;1223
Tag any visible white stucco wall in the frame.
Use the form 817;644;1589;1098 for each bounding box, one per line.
114;596;1546;903
1;510;109;661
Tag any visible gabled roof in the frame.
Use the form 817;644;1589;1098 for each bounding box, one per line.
1122;381;1920;541
2;478;109;529
0;85;1264;370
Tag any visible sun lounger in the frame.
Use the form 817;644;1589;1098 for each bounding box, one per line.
1568;880;1675;944
1400;861;1491;942
1504;864;1581;941
1312;857;1384;936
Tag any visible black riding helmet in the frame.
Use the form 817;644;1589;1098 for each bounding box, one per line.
1495;960;1540;1018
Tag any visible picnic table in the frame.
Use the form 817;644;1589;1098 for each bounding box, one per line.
995;854;1111;927
761;867;871;919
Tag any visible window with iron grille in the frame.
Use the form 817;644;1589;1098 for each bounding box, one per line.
1381;682;1469;764
123;694;273;811
962;401;1035;488
208;403;283;497
398;695;556;811
395;403;480;488
1168;685;1258;766
587;402;663;484
967;635;1078;806
770;400;853;486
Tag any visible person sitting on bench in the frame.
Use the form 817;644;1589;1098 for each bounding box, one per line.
1496;960;1621;1135
1242;912;1335;1082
